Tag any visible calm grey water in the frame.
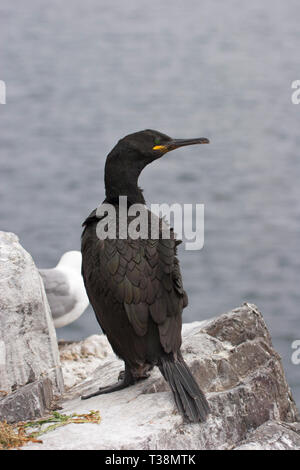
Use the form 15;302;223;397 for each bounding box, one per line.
1;0;300;408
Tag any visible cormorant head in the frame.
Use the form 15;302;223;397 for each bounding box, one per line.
115;129;209;165
105;129;209;204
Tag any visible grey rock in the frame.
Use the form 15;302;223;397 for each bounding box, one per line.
0;378;53;424
233;421;300;450
24;303;299;450
58;335;113;389
0;231;64;423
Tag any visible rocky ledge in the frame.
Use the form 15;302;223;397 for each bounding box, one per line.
1;231;299;450
26;304;300;450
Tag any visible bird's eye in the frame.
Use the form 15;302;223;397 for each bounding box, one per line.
153;137;167;151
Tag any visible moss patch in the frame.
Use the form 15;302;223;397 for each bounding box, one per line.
0;410;101;450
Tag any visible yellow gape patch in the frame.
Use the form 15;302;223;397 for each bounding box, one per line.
152;145;167;151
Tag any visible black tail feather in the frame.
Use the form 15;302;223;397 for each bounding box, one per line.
159;355;210;423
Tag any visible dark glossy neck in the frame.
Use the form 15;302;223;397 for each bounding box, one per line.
105;166;145;206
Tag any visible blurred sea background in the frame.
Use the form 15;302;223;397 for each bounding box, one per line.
0;0;299;407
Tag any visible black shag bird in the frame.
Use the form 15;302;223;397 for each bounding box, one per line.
81;129;210;423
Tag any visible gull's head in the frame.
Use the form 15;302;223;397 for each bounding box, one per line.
57;251;82;272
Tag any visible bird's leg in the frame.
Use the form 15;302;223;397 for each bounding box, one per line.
119;369;150;381
81;364;135;400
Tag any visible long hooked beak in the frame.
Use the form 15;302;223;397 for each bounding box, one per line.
153;137;210;153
